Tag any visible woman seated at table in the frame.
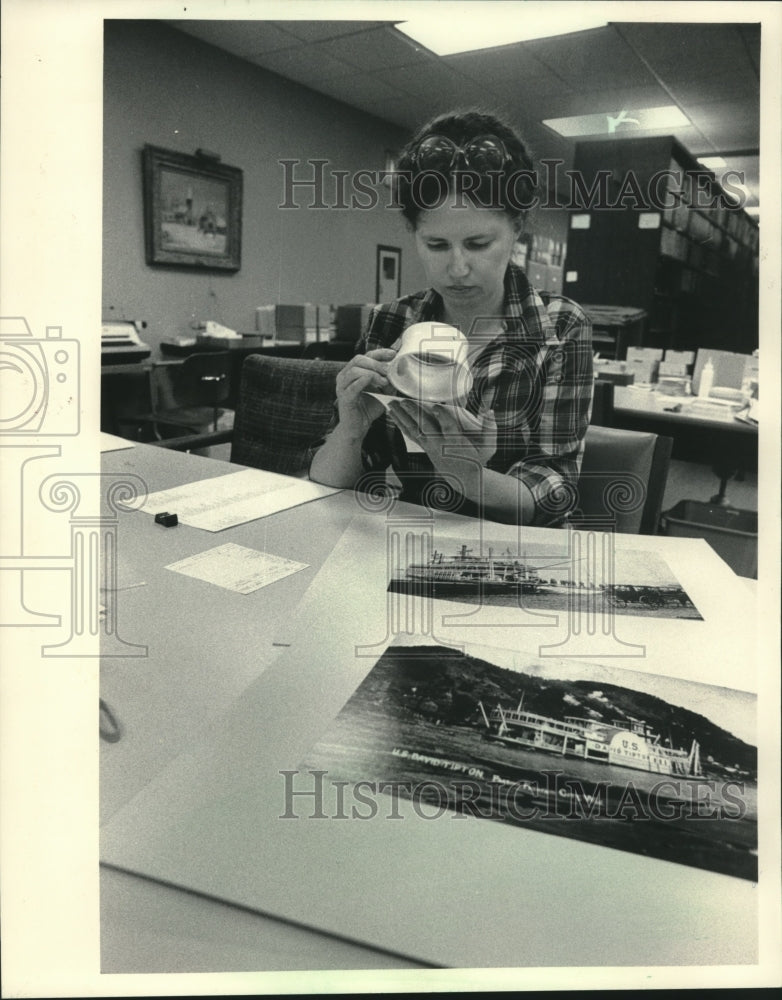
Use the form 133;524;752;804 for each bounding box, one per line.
309;109;593;525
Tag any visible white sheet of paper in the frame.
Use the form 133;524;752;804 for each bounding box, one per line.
366;392;424;452
141;468;341;531
99;432;136;452
166;542;308;595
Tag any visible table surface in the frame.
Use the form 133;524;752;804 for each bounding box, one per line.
612;385;758;435
100;443;424;972
100;441;761;975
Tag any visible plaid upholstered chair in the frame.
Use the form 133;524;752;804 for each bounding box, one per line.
230;355;345;476
151;355;345;477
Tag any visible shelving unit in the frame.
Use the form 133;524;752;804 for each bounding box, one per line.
563;136;758;355
581;304;647;360
525;235;566;296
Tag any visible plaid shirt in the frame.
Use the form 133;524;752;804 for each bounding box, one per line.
356;264;593;524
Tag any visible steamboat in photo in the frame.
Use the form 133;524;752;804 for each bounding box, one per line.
398;545;557;595
388;544;701;618
479;700;704;778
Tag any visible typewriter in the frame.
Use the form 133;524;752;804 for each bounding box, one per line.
101;320;151;365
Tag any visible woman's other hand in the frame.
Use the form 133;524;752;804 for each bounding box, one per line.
335;348;397;436
386;399;533;522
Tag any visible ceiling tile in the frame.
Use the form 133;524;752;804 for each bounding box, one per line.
171;19;301;57
375;60;476;99
484;79;575;121
686;99;759;128
354;96;419;125
253;44;357;84
445;45;566;82
313;27;432;72
670;70;759;106
616;23;753;78
365;99;431;131
691;120;760;150
378;93;467;131
735;23;760;75
272;21;387;43
314;73;405;106
527;28;657;88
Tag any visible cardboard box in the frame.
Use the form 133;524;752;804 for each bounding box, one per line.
335;304;376;343
255;304;321;342
255;305;276;338
664;349;695;366
626;346;664;363
276;304;317;329
316;304;335;338
693;349;754;393
658;360;690;377
627;359;658;384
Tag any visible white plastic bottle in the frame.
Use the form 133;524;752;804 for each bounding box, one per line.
698;358;715;398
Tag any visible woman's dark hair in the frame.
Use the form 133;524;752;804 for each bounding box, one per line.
395;108;537;227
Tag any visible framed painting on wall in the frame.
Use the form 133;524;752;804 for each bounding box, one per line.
142;145;243;271
375;244;401;302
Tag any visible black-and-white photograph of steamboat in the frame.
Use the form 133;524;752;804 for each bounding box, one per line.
388;539;703;619
301;639;756;880
481;701;704;778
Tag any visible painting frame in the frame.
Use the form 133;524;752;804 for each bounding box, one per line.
375;244;401;302
142;144;243;271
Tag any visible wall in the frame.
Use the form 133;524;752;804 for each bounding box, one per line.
103;20;426;353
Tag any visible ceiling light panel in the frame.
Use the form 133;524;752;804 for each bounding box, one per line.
395;12;607;55
697;156;728;170
543;105;690;138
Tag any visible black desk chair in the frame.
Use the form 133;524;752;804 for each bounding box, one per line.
141;351;233;440
570;425;673;534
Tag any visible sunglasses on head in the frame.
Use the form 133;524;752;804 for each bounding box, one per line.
413;134;511;173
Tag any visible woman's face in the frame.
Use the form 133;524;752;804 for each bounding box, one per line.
414;202;520;319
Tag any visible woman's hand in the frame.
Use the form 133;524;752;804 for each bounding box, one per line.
335;348;397;437
386;398;534;522
387;398;497;495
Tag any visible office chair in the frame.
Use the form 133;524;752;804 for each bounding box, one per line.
144;351;233;439
229;355;346;476
570;425;673;534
